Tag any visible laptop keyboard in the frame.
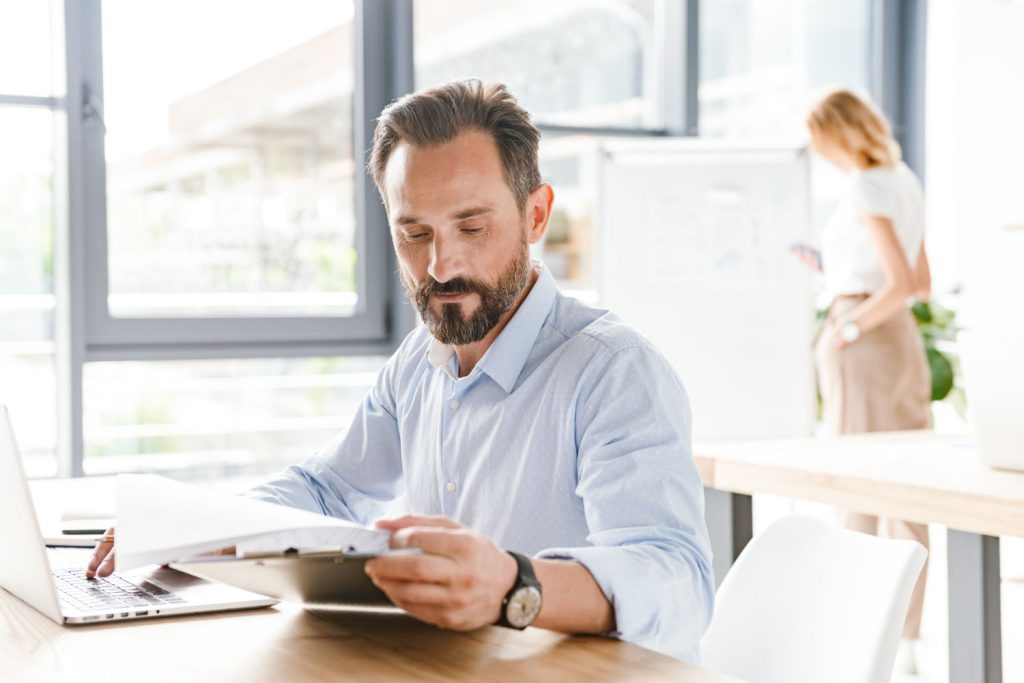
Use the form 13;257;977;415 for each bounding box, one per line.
53;567;187;614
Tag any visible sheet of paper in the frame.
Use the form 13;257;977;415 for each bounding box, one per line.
234;527;390;555
117;474;390;571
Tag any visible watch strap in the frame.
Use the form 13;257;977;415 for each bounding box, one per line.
495;551;541;629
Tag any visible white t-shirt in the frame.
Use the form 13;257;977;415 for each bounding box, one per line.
821;161;925;297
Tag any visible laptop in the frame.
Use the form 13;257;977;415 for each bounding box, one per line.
0;406;277;624
959;329;1024;472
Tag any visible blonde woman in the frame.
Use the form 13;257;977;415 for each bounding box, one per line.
800;89;932;673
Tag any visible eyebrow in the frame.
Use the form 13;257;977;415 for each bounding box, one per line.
394;206;494;226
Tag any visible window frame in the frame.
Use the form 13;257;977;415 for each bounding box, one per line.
70;1;394;354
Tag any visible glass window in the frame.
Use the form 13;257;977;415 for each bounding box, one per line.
699;0;872;141
83;356;386;481
101;1;358;318
0;3;55;97
0;107;58;477
414;0;659;129
700;0;872;239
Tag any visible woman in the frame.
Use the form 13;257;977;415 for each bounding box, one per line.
800;89;932;673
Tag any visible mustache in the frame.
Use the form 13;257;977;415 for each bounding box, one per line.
417;277;484;298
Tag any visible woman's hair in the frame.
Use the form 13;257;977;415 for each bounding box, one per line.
806;89;901;168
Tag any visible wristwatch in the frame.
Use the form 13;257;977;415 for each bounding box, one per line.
839;318;862;343
495;551;543;629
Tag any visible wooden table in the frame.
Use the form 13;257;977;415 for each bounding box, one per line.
696;430;1024;683
0;595;743;683
3;481;742;683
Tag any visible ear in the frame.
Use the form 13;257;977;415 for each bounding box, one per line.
525;183;554;245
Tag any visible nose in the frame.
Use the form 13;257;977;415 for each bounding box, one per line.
427;232;463;284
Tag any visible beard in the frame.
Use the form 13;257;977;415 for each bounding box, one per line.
404;244;533;346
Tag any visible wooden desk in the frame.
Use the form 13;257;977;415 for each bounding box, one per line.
696;431;1024;683
0;595;741;683
4;481;741;683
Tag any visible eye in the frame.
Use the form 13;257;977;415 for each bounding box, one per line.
402;230;429;242
460;226;484;236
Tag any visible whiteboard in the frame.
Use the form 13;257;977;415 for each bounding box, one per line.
597;140;816;440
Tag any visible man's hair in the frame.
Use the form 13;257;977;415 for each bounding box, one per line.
369;79;542;212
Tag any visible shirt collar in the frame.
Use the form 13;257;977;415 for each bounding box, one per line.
426;260;558;393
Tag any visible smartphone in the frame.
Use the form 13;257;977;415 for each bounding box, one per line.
789;242;822;270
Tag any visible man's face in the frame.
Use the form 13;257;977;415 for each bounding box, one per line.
383;130;547;345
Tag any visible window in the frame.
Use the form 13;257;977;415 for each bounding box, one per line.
699;0;872;141
0;2;55;97
84;0;388;349
83;356;385;480
415;0;660;129
102;1;358;320
699;0;873;239
0;2;410;479
48;0;399;480
0;1;60;477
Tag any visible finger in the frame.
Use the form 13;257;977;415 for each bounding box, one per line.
374;514;462;531
389;527;470;558
85;528;116;578
365;552;457;584
85;546;108;578
372;579;451;608
96;549;117;578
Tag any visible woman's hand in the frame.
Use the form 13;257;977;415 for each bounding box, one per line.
789;244;823;273
829;323;849;350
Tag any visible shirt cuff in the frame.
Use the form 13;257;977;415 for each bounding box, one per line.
534;543;710;662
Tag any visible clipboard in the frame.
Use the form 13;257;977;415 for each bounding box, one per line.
171;549;410;608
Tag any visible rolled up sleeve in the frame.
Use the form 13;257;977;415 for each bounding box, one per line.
536;344;714;662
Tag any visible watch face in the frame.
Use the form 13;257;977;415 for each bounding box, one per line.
506;586;542;629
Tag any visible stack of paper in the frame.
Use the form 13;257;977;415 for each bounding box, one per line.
116;474;390;571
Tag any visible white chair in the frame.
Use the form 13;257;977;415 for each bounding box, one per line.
701;514;927;683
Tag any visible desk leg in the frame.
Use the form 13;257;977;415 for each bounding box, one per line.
947;529;1002;683
703;488;753;588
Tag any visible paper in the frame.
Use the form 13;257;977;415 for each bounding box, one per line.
117;474;390;571
645;190;775;285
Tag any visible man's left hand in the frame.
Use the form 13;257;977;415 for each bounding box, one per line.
365;515;518;630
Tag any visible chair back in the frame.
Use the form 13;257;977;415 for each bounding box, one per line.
701;514;927;683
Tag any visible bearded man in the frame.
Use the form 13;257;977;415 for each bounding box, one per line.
89;79;713;662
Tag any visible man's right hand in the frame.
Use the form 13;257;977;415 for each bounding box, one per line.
85;526;116;578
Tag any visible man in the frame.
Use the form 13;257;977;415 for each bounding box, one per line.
89;79;713;661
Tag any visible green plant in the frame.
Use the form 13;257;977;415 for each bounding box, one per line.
911;299;961;406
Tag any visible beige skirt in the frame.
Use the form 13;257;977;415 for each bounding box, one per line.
815;295;932;434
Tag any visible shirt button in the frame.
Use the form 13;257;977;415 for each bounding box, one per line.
449;399;460;410
446;481;457;493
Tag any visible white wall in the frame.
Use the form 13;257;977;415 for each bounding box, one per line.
926;0;1024;326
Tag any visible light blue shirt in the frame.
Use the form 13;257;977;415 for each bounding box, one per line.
249;263;714;661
